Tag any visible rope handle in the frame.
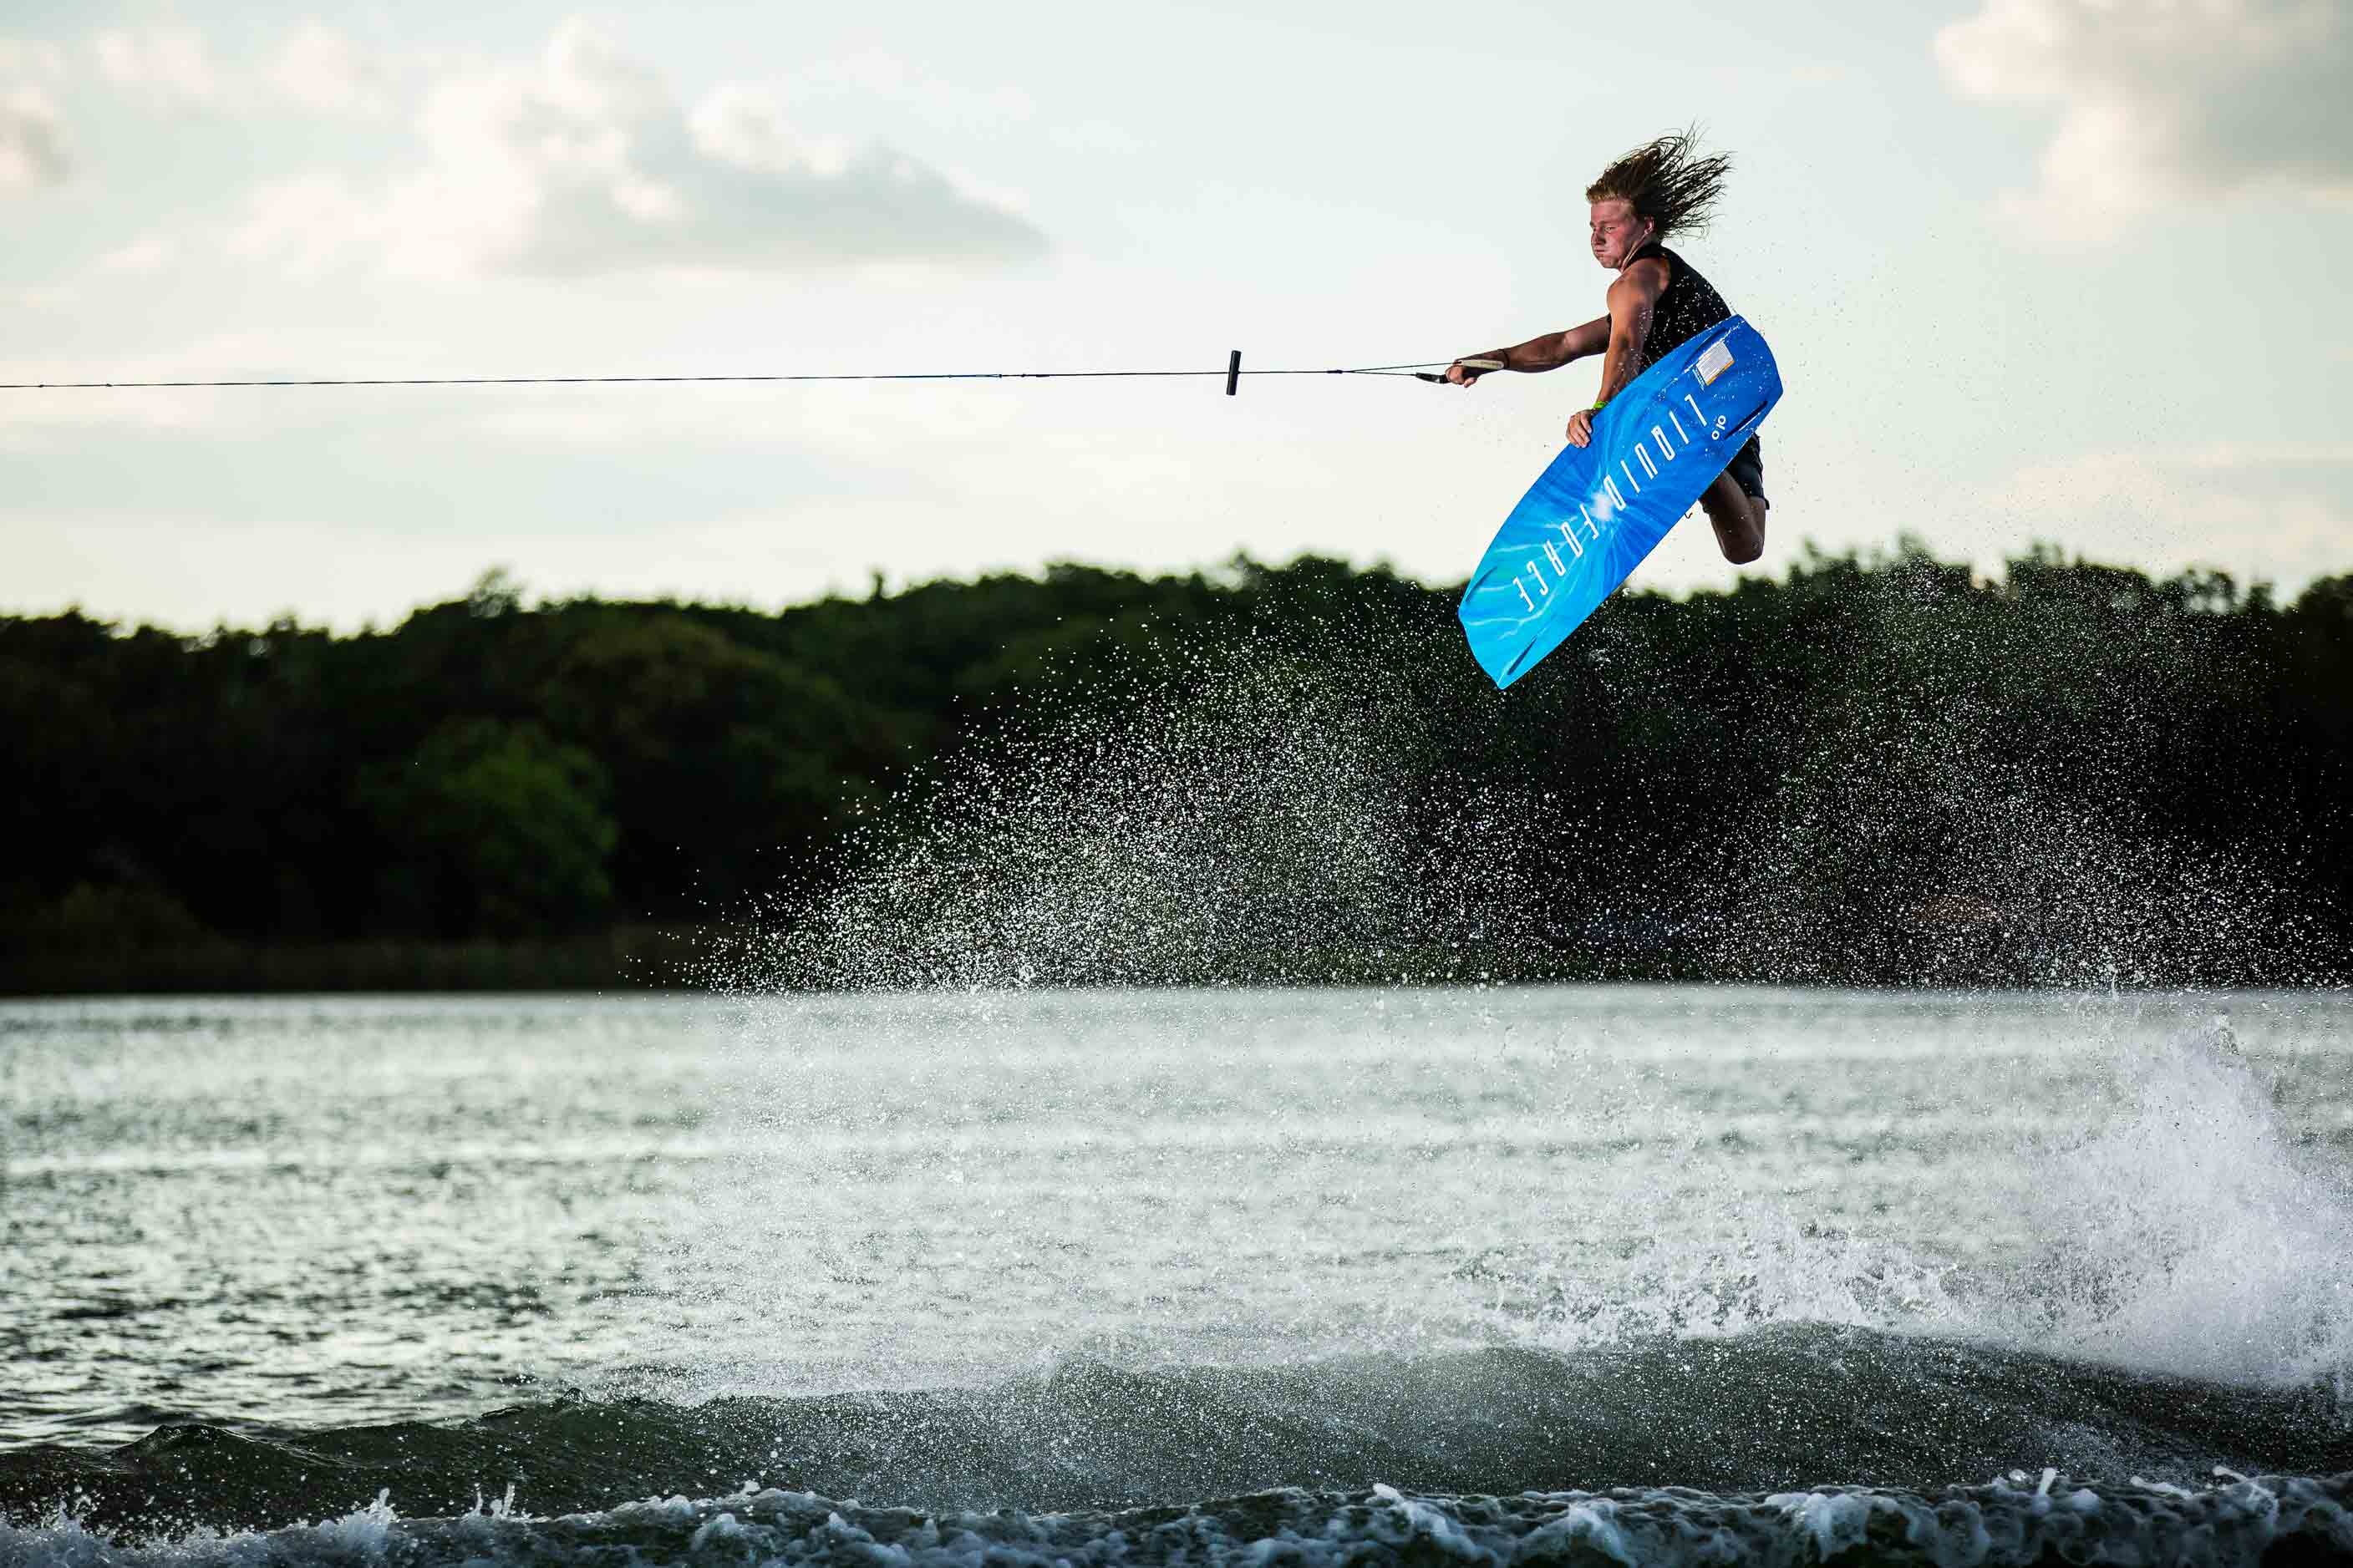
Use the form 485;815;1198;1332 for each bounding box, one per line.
1410;358;1505;384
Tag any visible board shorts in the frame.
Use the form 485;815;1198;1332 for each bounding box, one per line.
1725;435;1766;505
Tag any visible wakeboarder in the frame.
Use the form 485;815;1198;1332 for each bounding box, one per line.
1447;131;1770;565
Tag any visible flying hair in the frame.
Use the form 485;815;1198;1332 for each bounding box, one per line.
1584;128;1732;239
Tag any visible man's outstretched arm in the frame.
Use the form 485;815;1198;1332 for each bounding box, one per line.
1446;317;1608;384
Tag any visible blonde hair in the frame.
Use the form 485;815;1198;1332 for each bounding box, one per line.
1585;128;1732;239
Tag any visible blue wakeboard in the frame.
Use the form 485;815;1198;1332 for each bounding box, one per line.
1457;315;1782;688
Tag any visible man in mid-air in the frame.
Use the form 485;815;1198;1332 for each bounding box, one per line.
1446;132;1769;565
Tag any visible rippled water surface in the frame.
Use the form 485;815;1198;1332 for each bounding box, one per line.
3;987;2350;1561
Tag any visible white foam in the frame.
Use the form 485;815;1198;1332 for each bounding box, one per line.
1994;1021;2353;1389
1502;1006;2353;1394
6;1475;2346;1568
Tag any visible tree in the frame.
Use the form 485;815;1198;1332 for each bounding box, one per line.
360;718;617;938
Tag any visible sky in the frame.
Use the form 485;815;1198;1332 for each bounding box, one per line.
3;0;2349;630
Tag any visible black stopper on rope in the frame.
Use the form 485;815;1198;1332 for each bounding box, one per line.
1225;349;1241;396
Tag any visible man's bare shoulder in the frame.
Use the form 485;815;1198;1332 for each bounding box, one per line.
1608;256;1669;307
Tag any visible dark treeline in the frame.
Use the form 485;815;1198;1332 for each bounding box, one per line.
3;543;2349;992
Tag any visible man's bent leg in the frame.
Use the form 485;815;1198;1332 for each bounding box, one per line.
1700;470;1767;564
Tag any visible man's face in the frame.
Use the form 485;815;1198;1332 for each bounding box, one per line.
1588;198;1652;269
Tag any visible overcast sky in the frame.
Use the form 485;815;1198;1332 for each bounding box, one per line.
3;0;2348;629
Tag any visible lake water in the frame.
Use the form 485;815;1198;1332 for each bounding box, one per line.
3;987;2350;1565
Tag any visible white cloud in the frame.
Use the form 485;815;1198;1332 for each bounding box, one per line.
0;84;68;194
97;233;175;273
226;19;1045;281
1935;0;2353;240
92;23;222;110
85;19;396;119
1979;441;2353;587
0;38;67;81
689;82;853;179
265;20;391;118
226;172;387;280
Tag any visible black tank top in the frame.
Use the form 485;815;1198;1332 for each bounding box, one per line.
1629;241;1732;373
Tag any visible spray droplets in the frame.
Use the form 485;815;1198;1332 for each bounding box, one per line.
712;627;1528;994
